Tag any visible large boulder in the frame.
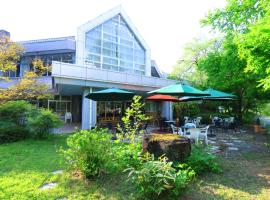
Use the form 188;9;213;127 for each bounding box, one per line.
142;134;191;162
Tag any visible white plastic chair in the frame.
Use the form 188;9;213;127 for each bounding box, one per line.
200;125;210;145
186;128;200;143
170;124;184;136
184;116;189;124
196;117;202;127
64;112;72;123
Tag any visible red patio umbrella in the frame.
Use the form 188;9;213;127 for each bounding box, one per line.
146;94;179;102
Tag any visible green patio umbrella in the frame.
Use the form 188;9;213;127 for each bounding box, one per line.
85;88;135;101
179;88;236;102
148;83;210;97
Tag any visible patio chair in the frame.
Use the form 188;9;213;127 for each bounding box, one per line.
64;112;72;123
183;122;196;136
170;124;184;136
200;125;210;145
184;116;189;124
185;128;200;144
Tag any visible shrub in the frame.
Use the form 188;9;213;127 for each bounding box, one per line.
112;141;142;171
117;95;149;143
63;129;115;178
185;144;222;174
0;100;62;143
126;155;195;199
28;108;63;138
62;128;143;178
0;101;31;143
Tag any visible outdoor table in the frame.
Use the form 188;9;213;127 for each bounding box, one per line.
165;120;176;125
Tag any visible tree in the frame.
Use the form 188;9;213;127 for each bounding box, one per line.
0;36;24;79
201;0;270;91
201;0;269;33
168;38;218;86
236;13;270;90
197;38;267;121
0;37;52;102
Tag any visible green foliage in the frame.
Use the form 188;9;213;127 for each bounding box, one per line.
63;129;114;178
112;141;142;171
0;100;62;143
168;38;216;86
126;155;195;199
237;13;270;90
173;102;200;120
186;144;222;175
28;108;63;138
0;101;31;143
201;0;269;33
62;128;143;179
117;95;149;143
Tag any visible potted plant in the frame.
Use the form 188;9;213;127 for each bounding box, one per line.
254;118;261;133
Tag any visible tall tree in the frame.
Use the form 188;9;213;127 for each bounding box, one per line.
168;38;218;86
0;37;52;102
202;0;270;91
197;38;266;120
236;12;270;90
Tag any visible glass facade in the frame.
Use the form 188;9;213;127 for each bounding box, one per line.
24;52;74;76
85;14;146;75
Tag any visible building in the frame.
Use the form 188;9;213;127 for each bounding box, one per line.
0;6;176;129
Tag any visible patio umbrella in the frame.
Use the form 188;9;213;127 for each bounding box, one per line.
146;94;179;102
148;83;210;97
179;88;236;102
85;88;135;101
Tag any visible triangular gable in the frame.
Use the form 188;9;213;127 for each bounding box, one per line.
77;5;150;51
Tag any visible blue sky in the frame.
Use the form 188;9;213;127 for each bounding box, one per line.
0;0;226;72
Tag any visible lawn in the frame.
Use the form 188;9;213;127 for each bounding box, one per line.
0;135;135;200
0;134;270;200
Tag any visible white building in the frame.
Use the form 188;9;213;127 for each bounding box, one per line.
0;6;176;129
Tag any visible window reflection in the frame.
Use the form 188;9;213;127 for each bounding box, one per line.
85;14;146;75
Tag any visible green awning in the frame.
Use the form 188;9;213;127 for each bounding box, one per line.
148;83;209;97
85;88;135;101
179;88;236;102
204;88;236;98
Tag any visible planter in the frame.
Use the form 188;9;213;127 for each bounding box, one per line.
254;125;266;134
142;134;191;162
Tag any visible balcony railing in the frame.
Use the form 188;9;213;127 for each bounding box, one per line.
52;61;177;88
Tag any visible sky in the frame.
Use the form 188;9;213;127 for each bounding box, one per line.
0;0;226;73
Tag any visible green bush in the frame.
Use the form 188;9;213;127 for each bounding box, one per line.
62;128;143;178
112;141;142;171
28;108;63;138
0;100;62;143
126;155;195;199
0;101;31;143
186;144;222;175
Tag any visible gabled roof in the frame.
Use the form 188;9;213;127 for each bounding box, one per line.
78;5;150;51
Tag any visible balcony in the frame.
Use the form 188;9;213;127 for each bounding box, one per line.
52;61;177;89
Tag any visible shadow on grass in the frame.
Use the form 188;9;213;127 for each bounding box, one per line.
181;153;270;200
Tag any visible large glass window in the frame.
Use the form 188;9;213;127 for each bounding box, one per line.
24;52;74;76
85;14;146;75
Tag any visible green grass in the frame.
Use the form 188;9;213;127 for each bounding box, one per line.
0;135;135;200
1;135;270;200
182;153;270;200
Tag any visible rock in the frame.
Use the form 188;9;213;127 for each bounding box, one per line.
39;182;57;190
142;134;191;162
